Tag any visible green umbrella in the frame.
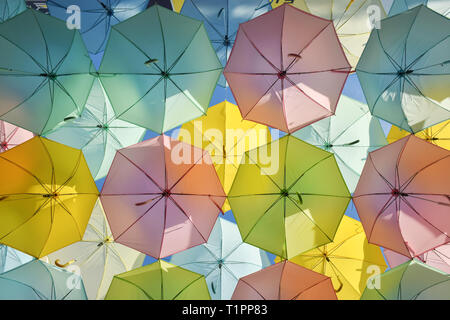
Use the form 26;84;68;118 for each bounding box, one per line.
105;260;211;300
228;135;351;260
361;259;450;300
356;5;450;133
0;0;26;22
45;78;146;180
0;260;87;300
293;95;387;193
0;9;94;135
98;5;222;134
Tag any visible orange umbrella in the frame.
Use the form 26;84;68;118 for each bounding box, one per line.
231;261;337;300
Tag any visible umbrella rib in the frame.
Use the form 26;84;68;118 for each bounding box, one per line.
400;155;449;192
412;279;450;300
54;197;84;240
292;277;332;300
0;275;49;300
286;154;333;191
168;150;206;190
366;153;395;190
166;23;203;73
54;151;83;194
243;152;284;191
116;150;164;191
0;154;50;193
238;278;266;300
240;77;279;119
167;76;211;115
53;77;84;115
155;6;167;71
188;0;224;39
374;28;402;71
0;33;47;72
157;196;168;258
31;11;53;71
406;35;450;71
241;26;280;72
112;276;155;300
171;275;206;300
366;195;396;242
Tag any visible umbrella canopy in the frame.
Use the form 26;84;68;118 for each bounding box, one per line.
228;135;351;259
0;9;95;136
98;5;222;134
0;120;34;153
170;217;271;300
178;100;271;211
387;120;450;150
180;0;271;87
231;261;337;300
224;4;351;133
293;95;387;192
100;135;226;258
0;136;98;258
361;259;450;300
105;260;211;300
0;0;26;22
272;0;387;68
353;135;450;259
356;5;450;133
0;260;86;300
276;216;387;300
45;79;146;180
385;243;450;274
0;245;33;273
47;0;150;55
45;200;145;300
389;0;450;18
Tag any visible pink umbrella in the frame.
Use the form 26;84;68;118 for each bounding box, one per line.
224;4;351;133
231;261;337;300
354;135;450;259
0;121;33;152
100;135;226;259
385;244;450;274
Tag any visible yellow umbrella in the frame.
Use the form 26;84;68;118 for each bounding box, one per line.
276;215;387;300
272;0;387;68
178;101;271;211
171;0;184;12
0;136;98;258
387;120;449;150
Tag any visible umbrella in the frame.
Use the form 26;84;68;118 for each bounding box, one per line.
0;120;34;153
45;78;146;180
0;245;33;273
231;261;337;300
293;94;387;193
0;136;98;258
180;0;271;87
45;200;145;300
0;0;26;22
171;0;183;12
100;135;226;258
389;0;450;18
0;260;87;300
170;217;271;300
356;5;450;133
387;120;449;150
0;9;94;135
385;243;450;274
361;259;450;300
224;4;351;134
98;5;222;134
276;215;387;300
178;100;271;211
228;135;351;259
47;0;150;55
105;260;211;300
353;135;450;259
272;0;387;68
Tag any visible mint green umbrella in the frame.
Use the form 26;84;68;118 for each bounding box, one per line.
361;259;450;300
0;9;94;135
0;260;87;300
45;78;146;180
389;0;450;17
0;245;33;273
356;5;450;133
98;5;222;134
0;0;26;22
293;95;387;193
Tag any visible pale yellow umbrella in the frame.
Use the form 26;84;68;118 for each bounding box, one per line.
387;120;449;150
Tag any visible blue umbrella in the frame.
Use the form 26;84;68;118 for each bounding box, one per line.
180;0;271;87
389;0;450;17
47;0;150;54
0;245;33;274
0;0;26;22
170;217;271;300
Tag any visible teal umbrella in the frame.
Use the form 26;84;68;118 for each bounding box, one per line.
389;0;450;17
0;260;87;300
98;5;222;134
0;0;26;22
45;78;146;180
293;95;387;193
361;259;450;300
0;245;33;273
170;217;271;300
0;9;94;135
356;5;450;133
